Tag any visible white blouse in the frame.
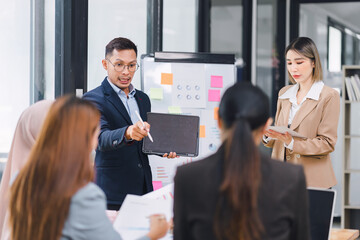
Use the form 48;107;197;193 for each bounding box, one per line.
266;81;324;150
279;81;324;125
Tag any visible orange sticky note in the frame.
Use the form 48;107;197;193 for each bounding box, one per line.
214;107;219;120
199;125;206;138
161;73;173;85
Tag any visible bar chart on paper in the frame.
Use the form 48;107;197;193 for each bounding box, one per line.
150;157;194;184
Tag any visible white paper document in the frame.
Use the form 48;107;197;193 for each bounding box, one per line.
113;194;173;240
268;126;307;139
143;183;174;200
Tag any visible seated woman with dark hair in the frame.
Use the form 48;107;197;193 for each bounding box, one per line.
9;95;169;240
173;82;310;240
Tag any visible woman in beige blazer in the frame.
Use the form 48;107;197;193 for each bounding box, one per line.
263;37;340;189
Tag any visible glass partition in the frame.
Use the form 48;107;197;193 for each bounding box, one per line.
163;0;196;52
0;0;55;180
256;0;278;114
210;0;243;59
88;0;147;90
0;0;31;157
328;26;342;73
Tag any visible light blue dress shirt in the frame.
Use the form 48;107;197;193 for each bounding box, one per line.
107;77;140;125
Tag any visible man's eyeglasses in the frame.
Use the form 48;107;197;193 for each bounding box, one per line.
106;58;139;72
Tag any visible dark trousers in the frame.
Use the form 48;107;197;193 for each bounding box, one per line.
107;204;121;211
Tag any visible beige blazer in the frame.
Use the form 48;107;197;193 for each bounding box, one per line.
264;84;340;188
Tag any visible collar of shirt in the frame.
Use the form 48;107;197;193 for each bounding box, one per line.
279;81;324;105
106;77;136;98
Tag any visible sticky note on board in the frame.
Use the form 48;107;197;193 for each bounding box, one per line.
214;107;219;120
150;88;163;100
199;125;206;138
208;89;221;102
152;181;163;191
161;73;173;85
168;106;182;114
211;76;223;88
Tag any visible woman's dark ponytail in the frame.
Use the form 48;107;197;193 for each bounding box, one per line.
214;118;263;240
214;82;269;240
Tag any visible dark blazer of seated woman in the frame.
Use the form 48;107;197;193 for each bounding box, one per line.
173;82;310;240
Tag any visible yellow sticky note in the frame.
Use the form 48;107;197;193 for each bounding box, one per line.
161;73;173;85
168;106;182;114
150;88;163;100
214;107;219;120
199;125;206;138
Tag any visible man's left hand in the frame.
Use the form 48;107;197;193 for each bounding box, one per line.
163;152;179;159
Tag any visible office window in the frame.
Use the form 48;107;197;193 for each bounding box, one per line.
358;36;360;65
256;0;276;107
344;30;355;66
88;0;147;90
163;0;196;52
210;0;242;59
44;0;55;100
328;26;342;72
0;0;55;172
0;0;31;156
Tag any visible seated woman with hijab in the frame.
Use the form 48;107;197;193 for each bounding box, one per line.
0;100;53;239
8;96;169;240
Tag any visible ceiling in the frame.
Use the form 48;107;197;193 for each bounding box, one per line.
210;1;360;32
304;2;360;32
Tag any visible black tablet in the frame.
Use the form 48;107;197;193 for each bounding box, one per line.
142;112;200;157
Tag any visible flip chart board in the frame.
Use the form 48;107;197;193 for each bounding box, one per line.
141;52;235;185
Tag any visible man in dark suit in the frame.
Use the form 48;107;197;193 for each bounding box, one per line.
84;37;175;210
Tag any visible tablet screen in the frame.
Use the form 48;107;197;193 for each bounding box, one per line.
142;112;199;157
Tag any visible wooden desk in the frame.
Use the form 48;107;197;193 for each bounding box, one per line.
330;229;359;240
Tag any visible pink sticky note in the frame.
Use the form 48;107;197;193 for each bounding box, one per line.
208;89;221;102
211;75;223;88
152;181;163;191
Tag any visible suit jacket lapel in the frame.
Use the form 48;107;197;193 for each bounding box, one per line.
290;99;318;130
134;92;146;120
101;79;132;125
278;100;291;127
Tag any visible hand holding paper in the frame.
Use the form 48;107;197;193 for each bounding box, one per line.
113;194;173;240
266;126;306;139
147;214;170;240
265;129;293;146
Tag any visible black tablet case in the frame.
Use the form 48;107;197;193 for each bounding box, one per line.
142;112;200;157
